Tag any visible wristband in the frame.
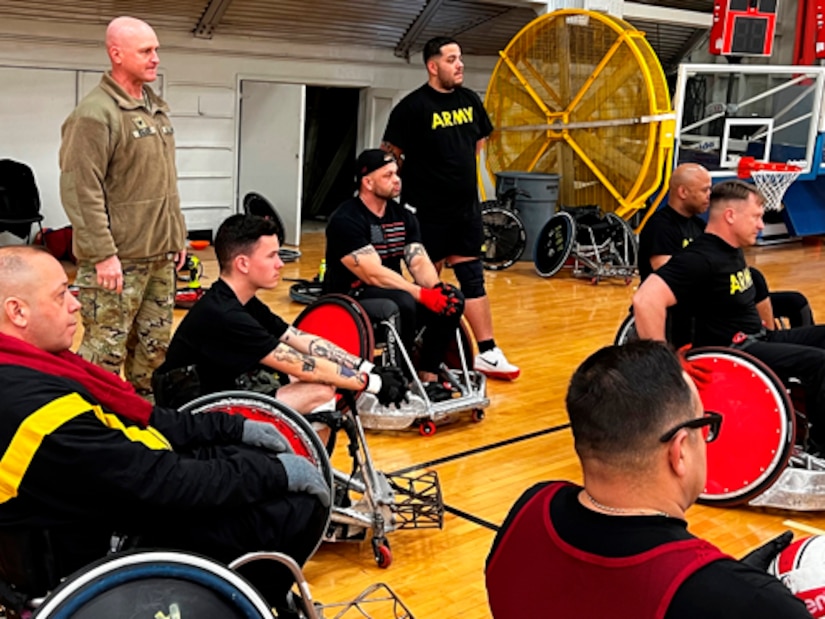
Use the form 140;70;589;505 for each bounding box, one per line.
358;359;375;374
363;372;383;395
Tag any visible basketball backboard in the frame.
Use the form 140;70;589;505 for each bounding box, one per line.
673;64;825;178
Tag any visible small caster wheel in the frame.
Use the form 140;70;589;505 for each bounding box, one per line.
419;421;437;436
624;277;632;286
373;539;392;568
471;409;485;423
590;276;599;285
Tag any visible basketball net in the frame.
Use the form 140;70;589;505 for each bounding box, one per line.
737;157;803;212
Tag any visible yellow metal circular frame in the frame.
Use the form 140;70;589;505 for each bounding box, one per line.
484;9;674;218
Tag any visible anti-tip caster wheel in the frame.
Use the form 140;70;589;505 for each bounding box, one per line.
372;538;393;569
471;409;485;423
419;420;437;436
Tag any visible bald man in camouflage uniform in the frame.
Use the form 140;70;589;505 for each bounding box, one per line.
60;16;185;399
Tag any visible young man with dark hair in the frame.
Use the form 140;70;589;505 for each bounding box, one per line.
325;149;464;399
486;340;809;618
382;36;519;381
154;214;407;437
634;179;825;448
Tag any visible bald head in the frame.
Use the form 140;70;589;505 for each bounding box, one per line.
668;163;712;217
105;17;160;96
0;246;80;353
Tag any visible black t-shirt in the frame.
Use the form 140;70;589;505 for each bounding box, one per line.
488;483;810;619
160;279;289;391
383;84;493;222
655;234;763;346
638;206;707;281
324;197;422;294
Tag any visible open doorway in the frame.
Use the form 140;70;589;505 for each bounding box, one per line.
301;86;360;225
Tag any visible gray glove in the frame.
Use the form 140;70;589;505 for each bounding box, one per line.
241;420;290;454
276;454;331;508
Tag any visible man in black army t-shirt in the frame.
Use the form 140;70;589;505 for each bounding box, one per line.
382;36;519;381
634;179;825;448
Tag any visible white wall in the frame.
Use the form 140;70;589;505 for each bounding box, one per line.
0;17;496;236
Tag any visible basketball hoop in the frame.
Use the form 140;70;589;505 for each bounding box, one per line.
736;157;803;212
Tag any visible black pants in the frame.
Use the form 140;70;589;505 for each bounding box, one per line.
353;286;463;374
746;325;825;445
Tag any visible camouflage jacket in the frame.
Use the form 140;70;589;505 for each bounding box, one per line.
59;72;186;263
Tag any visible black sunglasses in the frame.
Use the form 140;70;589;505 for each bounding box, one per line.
659;411;723;444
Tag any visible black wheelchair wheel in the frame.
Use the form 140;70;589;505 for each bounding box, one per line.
242;192;286;246
481;203;527;271
33;550;274;618
605;212;638;269
613;313;638;346
533;211;575;278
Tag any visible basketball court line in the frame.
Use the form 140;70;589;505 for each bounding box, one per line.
783;520;825;537
388;422;571;477
388;423;571;531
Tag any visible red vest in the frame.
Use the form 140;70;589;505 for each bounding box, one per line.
486;482;729;619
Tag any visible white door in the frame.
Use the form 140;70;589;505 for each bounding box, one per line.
238;81;305;246
0;67;78;230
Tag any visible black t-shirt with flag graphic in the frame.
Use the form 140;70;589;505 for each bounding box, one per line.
324;197;422;294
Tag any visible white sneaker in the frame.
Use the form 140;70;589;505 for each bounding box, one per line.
475;347;520;381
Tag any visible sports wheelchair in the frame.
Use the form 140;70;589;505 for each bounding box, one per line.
614;307;825;510
534;206;638;284
1;547;414;619
294;294;490;437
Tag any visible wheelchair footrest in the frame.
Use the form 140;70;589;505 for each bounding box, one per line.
387;470;444;530
317;582;415;619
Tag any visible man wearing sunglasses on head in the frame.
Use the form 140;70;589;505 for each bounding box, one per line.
486;341;808;619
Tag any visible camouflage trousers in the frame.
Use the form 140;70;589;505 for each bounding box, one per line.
75;258;176;401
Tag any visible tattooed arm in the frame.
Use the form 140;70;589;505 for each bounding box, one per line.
279;326;366;369
259;343;368;390
341;243;423;299
403;242;440;288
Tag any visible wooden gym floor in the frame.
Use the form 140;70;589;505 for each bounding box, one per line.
71;231;825;618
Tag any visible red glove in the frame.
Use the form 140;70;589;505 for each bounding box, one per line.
677;344;713;388
434;282;464;316
419;286;448;314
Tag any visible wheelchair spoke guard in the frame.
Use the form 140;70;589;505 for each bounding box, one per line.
481;204;527;271
534;211;574;278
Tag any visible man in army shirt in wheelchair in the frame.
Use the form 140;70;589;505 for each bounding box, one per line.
324;149;466;403
0;245;330;616
154;213;409;446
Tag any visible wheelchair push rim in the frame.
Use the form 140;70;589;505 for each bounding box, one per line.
604;212;638;270
613;313;638;346
687;347;796;506
32;550;274;618
481;202;527;271
534;211;575;278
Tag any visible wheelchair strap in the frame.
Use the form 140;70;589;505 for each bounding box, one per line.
730;328;767;351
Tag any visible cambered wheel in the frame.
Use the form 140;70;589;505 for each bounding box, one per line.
373;539;393;569
481;204;527;271
471;409;485;423
605;212;638;270
534;212;575;278
614;313;638;346
419;421;437;436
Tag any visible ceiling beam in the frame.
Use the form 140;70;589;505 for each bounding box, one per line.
395;0;447;59
193;0;235;39
622;3;711;28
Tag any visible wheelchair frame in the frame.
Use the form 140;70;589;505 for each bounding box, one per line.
534;208;638;284
182;391;443;569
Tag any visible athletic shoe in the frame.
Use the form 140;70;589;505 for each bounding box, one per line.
475;347;520;381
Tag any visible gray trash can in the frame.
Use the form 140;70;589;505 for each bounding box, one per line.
494;171;560;261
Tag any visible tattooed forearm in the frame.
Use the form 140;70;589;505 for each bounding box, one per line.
272;344;315;373
404;242;428;267
350;245;377;266
308;337;361;369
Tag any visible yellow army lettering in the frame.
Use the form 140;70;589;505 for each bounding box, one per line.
729;267;753;295
432;106;474;130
